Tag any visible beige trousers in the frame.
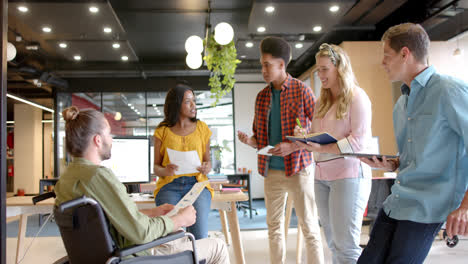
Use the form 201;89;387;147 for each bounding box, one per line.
264;167;324;264
153;236;230;264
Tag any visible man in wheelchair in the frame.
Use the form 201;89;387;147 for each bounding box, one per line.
54;106;229;264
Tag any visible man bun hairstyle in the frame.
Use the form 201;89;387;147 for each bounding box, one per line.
260;36;292;67
62;106;106;157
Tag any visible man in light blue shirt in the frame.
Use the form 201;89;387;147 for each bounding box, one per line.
358;23;468;264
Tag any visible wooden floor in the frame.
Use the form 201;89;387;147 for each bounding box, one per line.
6;227;468;264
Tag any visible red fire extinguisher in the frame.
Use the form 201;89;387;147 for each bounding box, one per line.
8;164;14;177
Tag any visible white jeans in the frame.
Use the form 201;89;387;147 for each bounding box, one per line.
153;236;230;264
264;167;324;264
315;176;371;264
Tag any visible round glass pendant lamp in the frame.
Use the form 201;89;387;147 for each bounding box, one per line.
7;42;16;61
186;53;203;69
185;35;204;54
214;22;234;45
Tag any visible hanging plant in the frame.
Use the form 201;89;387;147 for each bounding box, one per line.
203;34;241;106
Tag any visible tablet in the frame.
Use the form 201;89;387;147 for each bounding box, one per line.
341;153;398;161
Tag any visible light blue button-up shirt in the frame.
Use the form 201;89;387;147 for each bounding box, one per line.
383;66;468;223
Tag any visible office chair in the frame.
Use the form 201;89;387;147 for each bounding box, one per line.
33;192;204;264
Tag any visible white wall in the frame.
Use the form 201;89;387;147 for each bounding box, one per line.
14;104;43;194
43;123;54;178
233;77;266;199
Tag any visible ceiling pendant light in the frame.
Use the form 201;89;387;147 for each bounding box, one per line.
7;42;17;61
214;22;234;45
185;35;204;54
186;53;203;69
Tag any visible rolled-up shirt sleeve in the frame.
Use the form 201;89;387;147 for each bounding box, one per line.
303;85;316;123
86;168;174;244
337;89;372;153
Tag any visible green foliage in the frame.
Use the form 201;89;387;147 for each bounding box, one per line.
212;140;232;161
204;34;241;106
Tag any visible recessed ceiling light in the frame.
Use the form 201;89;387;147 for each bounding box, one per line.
313;26;322;32
112;43;120;49
73;55;81;61
59;42;67;48
329;5;340;12
89;6;99;13
42;27;52;33
240;55;246;58
121;55;129;61
103;27;112;33
257;26;266;33
245;42;254;48
265;6;275;13
18;6;28;12
152;104;156;107
295;43;303;49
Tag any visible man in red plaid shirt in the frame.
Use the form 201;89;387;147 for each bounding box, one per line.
238;37;324;264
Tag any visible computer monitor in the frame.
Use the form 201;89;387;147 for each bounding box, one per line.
101;137;150;183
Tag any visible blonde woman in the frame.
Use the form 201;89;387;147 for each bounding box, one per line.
294;43;372;264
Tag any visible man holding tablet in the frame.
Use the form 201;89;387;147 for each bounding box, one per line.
358;23;468;263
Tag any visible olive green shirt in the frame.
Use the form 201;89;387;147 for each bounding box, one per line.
54;157;174;256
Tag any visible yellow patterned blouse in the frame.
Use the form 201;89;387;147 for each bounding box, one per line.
153;120;213;197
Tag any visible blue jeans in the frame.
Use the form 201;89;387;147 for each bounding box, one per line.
357;209;443;264
155;176;212;240
315;176;371;264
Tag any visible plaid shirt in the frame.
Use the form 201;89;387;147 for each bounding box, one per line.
253;74;316;177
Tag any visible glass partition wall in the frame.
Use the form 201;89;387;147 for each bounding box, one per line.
56;90;235;178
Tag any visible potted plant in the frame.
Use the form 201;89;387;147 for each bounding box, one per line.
211;140;232;173
204;34;241;106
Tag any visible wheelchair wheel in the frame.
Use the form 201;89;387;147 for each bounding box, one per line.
443;230;459;248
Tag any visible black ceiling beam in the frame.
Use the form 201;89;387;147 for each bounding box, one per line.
65;76;211;93
289;26;376;77
8;0;107;3
375;0;457;38
55;69;211;78
112;7;250;14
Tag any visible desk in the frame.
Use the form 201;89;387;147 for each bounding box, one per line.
7;191;248;264
366;175;396;229
223;174;254;219
6;196;53;264
38;178;59;225
39;178;59;194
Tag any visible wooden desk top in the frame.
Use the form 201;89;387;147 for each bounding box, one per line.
213;191;248;202
6;191;249;207
6;196;53;206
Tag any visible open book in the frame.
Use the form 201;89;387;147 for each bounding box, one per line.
286;132;337;145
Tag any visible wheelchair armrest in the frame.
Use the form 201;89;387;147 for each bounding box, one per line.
52;255;69;264
32;192;56;205
57;196;98;212
117;230;186;258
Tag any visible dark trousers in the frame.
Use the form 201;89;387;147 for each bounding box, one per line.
357;209;443;264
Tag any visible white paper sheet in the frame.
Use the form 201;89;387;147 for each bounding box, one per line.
257;145;274;156
167;148;201;175
166;181;208;217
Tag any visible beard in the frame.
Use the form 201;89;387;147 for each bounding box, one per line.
100;141;112;161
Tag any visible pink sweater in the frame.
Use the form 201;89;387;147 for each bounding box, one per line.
312;87;373;181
